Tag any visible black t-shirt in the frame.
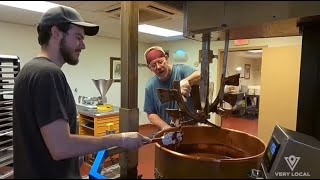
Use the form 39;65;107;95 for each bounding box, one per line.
13;57;80;178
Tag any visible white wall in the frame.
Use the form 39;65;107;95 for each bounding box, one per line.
0;22;39;67
0;21;153;125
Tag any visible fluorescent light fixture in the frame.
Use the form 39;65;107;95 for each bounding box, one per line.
138;24;182;37
248;50;262;53
0;1;61;13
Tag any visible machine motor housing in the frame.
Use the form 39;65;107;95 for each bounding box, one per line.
260;125;320;179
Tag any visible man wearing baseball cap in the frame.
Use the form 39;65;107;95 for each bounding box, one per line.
143;46;201;130
13;6;151;178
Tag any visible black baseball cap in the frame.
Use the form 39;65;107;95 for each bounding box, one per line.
39;6;99;36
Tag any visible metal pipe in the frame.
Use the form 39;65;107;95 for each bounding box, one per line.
119;1;139;178
200;32;211;113
219;29;230;105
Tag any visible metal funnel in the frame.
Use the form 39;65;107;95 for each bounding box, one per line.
92;79;114;104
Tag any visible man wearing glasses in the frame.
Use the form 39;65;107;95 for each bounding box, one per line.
143;46;201;131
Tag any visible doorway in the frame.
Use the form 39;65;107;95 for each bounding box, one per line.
216;47;263;137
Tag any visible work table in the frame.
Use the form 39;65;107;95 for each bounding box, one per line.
76;104;120;117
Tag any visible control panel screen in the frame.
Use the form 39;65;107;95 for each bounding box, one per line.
263;136;280;172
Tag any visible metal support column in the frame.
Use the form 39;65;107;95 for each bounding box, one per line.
200;32;211;114
219;29;230;106
119;1;139;178
296;20;320;141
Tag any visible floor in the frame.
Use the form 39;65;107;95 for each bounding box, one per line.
80;117;258;179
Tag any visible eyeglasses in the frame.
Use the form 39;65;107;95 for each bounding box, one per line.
148;59;165;70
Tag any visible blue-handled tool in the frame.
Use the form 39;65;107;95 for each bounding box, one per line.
88;149;109;179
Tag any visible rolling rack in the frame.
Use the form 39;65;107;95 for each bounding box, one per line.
0;55;20;179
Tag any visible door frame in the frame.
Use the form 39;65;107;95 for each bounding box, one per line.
215;45;267;126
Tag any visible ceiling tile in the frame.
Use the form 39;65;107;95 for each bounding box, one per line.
49;1;83;8
74;1;119;12
76;9;111;24
0;1;187;44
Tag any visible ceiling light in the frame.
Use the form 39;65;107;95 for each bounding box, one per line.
138;24;182;37
236;67;242;71
248;50;262;53
0;55;19;59
0;1;61;13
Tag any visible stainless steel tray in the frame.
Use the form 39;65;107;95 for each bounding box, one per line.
0;111;12;117
0;106;12;111
0;100;13;105
0;117;12;123
0;142;12;153
0;65;18;68
0;122;12;129
0;150;12;162
0;77;15;81
0;136;12;146
0;128;12;136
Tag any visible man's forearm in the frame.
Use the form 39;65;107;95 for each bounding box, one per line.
40;118;123;161
147;113;170;130
52;134;121;160
185;71;201;85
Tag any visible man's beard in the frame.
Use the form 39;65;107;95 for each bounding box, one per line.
60;37;79;65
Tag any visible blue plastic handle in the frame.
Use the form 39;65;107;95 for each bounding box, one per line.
89;149;109;179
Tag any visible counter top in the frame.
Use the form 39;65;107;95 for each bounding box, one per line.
76;104;119;117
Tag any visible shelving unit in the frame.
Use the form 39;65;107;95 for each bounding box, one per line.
78;112;119;137
78;111;119;164
0;55;20;179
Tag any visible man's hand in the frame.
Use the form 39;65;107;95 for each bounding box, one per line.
180;79;191;101
118;132;152;149
161;125;171;131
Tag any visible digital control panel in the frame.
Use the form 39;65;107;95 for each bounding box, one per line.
263;136;280;172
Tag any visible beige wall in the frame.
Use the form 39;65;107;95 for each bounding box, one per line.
258;45;301;143
227;52;262;86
